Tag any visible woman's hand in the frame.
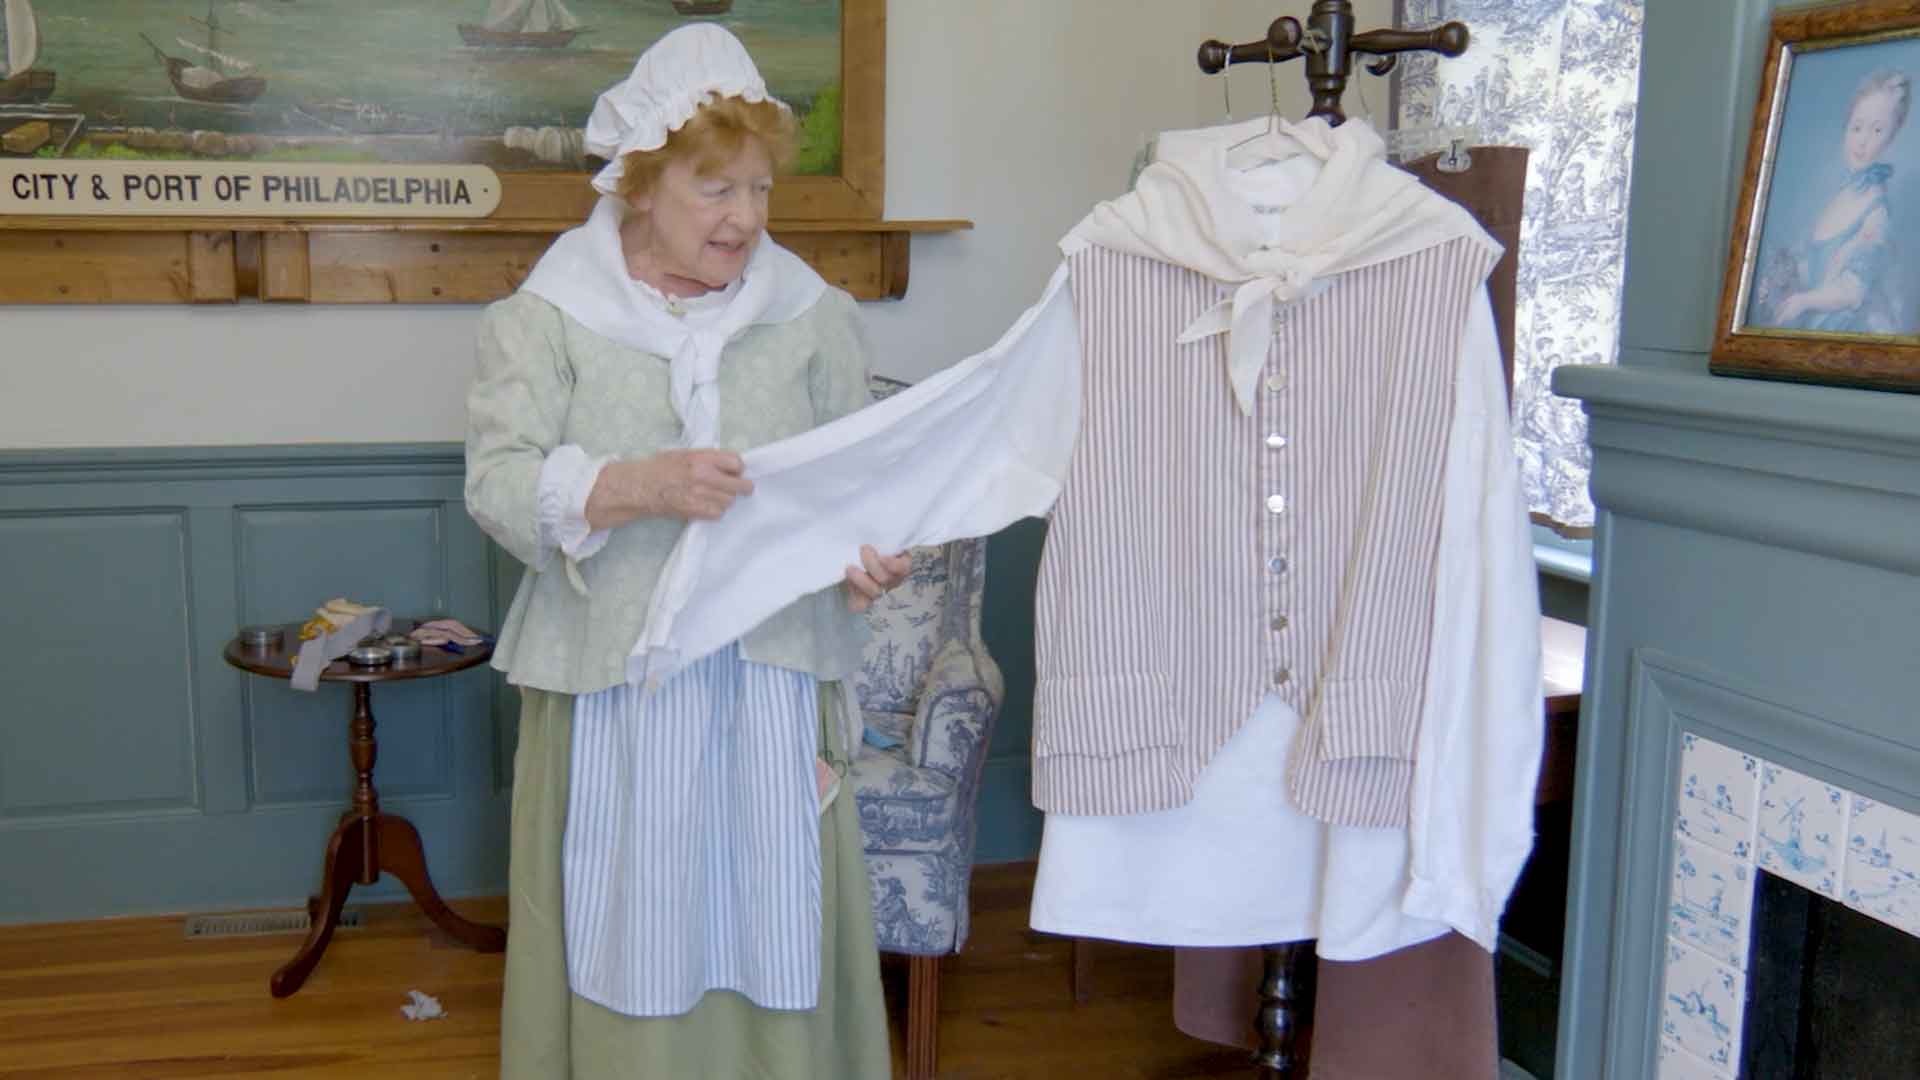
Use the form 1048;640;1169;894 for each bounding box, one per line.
844;545;911;614
585;449;753;530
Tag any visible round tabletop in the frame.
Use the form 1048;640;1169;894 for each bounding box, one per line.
222;619;494;684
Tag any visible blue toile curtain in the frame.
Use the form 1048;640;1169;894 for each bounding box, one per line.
1397;0;1645;532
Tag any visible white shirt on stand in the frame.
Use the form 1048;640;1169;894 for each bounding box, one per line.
623;120;1540;962
1028;285;1540;959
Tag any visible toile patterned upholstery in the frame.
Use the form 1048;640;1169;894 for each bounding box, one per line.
851;377;1005;958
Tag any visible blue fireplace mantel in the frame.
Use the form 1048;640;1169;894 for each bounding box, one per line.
1552;360;1920;1079
1548;1;1920;1076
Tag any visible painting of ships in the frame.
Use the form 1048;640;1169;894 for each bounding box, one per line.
141;3;267;105
459;0;584;49
671;0;735;15
290;99;439;137
0;0;55;105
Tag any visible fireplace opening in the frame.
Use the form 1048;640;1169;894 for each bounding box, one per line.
1743;871;1920;1077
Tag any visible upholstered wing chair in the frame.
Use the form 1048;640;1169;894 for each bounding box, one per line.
851;379;1005;1080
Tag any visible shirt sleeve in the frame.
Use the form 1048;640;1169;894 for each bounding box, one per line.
1401;285;1545;951
631;263;1083;685
537;444;613;562
465;294;582;573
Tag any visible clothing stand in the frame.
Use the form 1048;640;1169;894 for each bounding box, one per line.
1192;5;1472;1076
1197;0;1468;127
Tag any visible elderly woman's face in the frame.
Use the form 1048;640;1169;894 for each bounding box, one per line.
630;139;773;290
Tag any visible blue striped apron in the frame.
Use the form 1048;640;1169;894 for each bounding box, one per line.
562;642;824;1016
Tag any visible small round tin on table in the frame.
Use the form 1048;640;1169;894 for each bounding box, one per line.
347;644;393;668
383;636;422;663
238;625;284;650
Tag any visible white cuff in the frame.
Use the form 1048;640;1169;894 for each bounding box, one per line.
537;445;613;565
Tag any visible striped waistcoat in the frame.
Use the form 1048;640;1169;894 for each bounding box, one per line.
1033;237;1499;828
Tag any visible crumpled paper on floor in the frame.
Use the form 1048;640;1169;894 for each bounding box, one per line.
400;989;445;1021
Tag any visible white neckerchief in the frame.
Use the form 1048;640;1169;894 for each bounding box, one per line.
521;195;827;447
1062;116;1488;415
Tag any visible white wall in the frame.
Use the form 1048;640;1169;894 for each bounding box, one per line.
0;0;1388;450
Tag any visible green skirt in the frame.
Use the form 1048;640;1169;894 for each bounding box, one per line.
499;684;891;1080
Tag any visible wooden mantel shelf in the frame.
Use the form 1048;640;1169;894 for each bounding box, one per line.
0;218;972;305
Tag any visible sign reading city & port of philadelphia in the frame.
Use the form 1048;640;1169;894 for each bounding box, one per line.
0;161;500;218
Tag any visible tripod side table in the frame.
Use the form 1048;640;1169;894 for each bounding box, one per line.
223;621;507;997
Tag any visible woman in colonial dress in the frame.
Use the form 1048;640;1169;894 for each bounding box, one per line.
465;24;906;1079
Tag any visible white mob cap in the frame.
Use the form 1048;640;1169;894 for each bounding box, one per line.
584;23;790;196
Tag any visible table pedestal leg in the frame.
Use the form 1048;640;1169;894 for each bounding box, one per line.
271;815;369;998
377;813;506;952
269;681;505;998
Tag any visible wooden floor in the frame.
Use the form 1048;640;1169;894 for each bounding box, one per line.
0;863;1257;1079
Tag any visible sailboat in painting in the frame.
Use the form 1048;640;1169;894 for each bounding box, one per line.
0;0;55;105
459;0;584;49
141;2;267;105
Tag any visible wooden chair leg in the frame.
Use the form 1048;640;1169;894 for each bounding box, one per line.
1254;941;1315;1079
906;953;941;1080
1071;936;1092;1003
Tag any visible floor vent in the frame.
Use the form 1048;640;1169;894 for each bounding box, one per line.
183;907;365;939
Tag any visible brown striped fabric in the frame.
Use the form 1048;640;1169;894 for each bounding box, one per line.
1033;236;1499;828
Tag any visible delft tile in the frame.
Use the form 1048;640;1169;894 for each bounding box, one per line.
1675;733;1760;861
1669;831;1755;970
1756;762;1848;898
1659;1038;1734;1080
1844;795;1920;939
1661;938;1744;1073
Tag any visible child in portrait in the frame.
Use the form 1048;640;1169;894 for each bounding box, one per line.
1751;64;1916;336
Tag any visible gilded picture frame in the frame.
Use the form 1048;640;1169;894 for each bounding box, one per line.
1711;0;1920;392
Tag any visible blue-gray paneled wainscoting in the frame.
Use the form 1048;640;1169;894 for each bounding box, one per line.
977;517;1047;862
0;445;504;924
0;443;1044;925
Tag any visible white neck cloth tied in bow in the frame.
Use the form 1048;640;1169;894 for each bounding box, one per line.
520;197;826;451
669;324;733;447
1063;115;1488;415
1176;268;1330;416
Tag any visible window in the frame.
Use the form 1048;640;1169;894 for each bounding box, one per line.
1398;0;1647;540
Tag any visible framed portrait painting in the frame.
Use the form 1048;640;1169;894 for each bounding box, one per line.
1712;0;1920;391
